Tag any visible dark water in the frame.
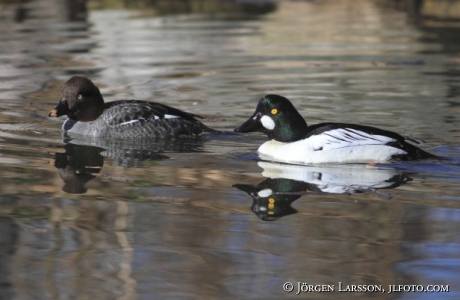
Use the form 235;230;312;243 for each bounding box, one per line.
1;0;460;299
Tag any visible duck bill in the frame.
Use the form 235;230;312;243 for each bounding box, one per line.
234;112;263;133
232;184;257;195
48;100;71;117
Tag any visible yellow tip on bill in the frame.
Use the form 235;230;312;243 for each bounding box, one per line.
48;109;58;117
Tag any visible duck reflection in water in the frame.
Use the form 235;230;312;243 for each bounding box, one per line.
53;136;209;194
234;178;306;221
53;144;105;194
63;132;206;164
233;162;411;221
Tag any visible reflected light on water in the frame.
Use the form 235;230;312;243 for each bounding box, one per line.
0;0;459;299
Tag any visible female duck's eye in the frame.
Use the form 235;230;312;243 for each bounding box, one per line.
271;108;278;115
77;94;83;100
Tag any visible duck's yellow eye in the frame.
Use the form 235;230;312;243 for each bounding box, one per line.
268;198;275;209
77;94;83;100
271;108;278;115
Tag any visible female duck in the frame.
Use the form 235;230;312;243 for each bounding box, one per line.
234;94;436;164
48;76;218;138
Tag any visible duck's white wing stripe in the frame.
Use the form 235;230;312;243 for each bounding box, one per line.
164;114;181;119
119;119;140;125
117;114;181;126
310;128;396;151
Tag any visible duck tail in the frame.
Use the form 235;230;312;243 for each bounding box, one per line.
200;122;240;136
202;124;223;134
388;140;438;161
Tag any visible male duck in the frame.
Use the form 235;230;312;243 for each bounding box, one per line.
234;94;436;164
48;76;218;138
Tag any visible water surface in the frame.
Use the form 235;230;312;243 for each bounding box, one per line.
0;0;460;299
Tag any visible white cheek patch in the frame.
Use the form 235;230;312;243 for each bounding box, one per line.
260;115;275;130
257;188;273;198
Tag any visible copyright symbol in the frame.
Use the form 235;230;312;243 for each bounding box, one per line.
283;282;294;293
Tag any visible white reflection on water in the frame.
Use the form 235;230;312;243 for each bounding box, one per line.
0;0;459;299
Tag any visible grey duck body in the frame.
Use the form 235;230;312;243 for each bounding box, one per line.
49;76;218;139
62;100;216;138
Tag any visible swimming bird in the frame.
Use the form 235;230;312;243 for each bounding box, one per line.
234;94;436;164
48;76;218;138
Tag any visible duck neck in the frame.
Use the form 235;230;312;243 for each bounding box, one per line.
268;113;308;142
